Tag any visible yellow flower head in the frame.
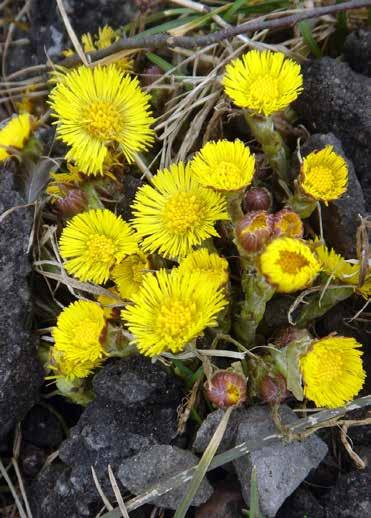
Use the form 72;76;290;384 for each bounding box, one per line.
0;113;32;161
59;209;139;284
49;348;101;380
300;336;365;408
273;209;303;239
49;65;155;175
132;161;229;259
46;163;84;200
222;50;303;116
121;269;227;356
313;241;358;285
111;252;150;300
178;248;229;288
191;140;255;192
52;300;107;378
260;237;320;293
97;288;122;319
300;146;348;203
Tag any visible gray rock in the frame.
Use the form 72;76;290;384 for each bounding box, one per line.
29;357;184;517
276;487;325;518
118;444;213;510
323;466;371;518
0;166;43;439
22;405;64;449
293;57;371;209
233;405;328;518
193;407;249;454
301;133;366;258
343;29;371;76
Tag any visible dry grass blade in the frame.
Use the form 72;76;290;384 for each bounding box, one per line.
56;0;89;66
174;406;233;518
92;466;114;513
0;458;29;518
107;465;129;518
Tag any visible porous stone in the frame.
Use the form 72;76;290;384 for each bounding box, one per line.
300;133;366;258
22;405;64;449
343;29;371;76
323;466;371;518
118;444;213;510
0;166;43;439
294;57;371;209
29;357;184;517
233;405;328;518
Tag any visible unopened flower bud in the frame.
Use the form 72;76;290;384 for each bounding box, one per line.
273;326;311;348
260;374;288;403
243;187;272;212
205;371;247;409
236;210;274;253
273;209;303;238
55;188;87;217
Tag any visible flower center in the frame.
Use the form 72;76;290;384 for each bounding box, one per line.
72;320;103;352
244;214;268;233
277;250;309;274
277;215;302;236
155;297;197;339
226;382;241;405
87;234;116;264
131;258;146;283
163;192;204;234
83;101;121;141
215;161;243;189
250;75;279;101
308;166;335;195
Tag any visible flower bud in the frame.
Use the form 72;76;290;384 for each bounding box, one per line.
273;209;303;238
259;374;288;403
243;187;272;212
55;188;87;217
236;210;274;253
273;326;311;348
205;371;247;409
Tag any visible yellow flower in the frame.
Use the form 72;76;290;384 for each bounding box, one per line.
49;348;101;380
46;163;84;200
111;252;150;300
59;209;139;284
49;64;155;175
0;113;32;161
300;336;365;408
273;209;303;239
121;269;227;356
260;237;320;293
222;50;303;116
52;300;107;378
178;248;229;288
300;146;348;203
314;241;359;285
191;140;255;192
132;161;229;259
97;288;122;319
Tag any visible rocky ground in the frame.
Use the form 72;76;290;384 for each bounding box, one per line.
0;1;370;517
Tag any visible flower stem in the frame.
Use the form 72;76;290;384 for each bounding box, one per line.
244;112;289;182
227;191;244;224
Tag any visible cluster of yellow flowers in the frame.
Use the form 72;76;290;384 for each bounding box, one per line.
1;40;363;410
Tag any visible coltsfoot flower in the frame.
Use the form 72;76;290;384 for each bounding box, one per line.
205;371;247;408
313;241;358;285
111;252;150;300
49;64;155;175
300;336;365;408
191;140;255;192
178;248;229;289
59;209;139;284
97;288;121;319
132;161;229;259
222;50;303;116
273;209;303;238
0;113;32;161
236;210;274;253
121;269;227;356
300;146;348;204
260;237;320;293
52;300;107;379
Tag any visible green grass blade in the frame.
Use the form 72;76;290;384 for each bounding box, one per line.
299;20;322;58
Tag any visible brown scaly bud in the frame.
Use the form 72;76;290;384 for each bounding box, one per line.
55;188;88;217
141;65;163;86
259;374;288;403
242;187;272;213
273;326;311;349
273;209;304;239
205;371;247;409
236;210;274;253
